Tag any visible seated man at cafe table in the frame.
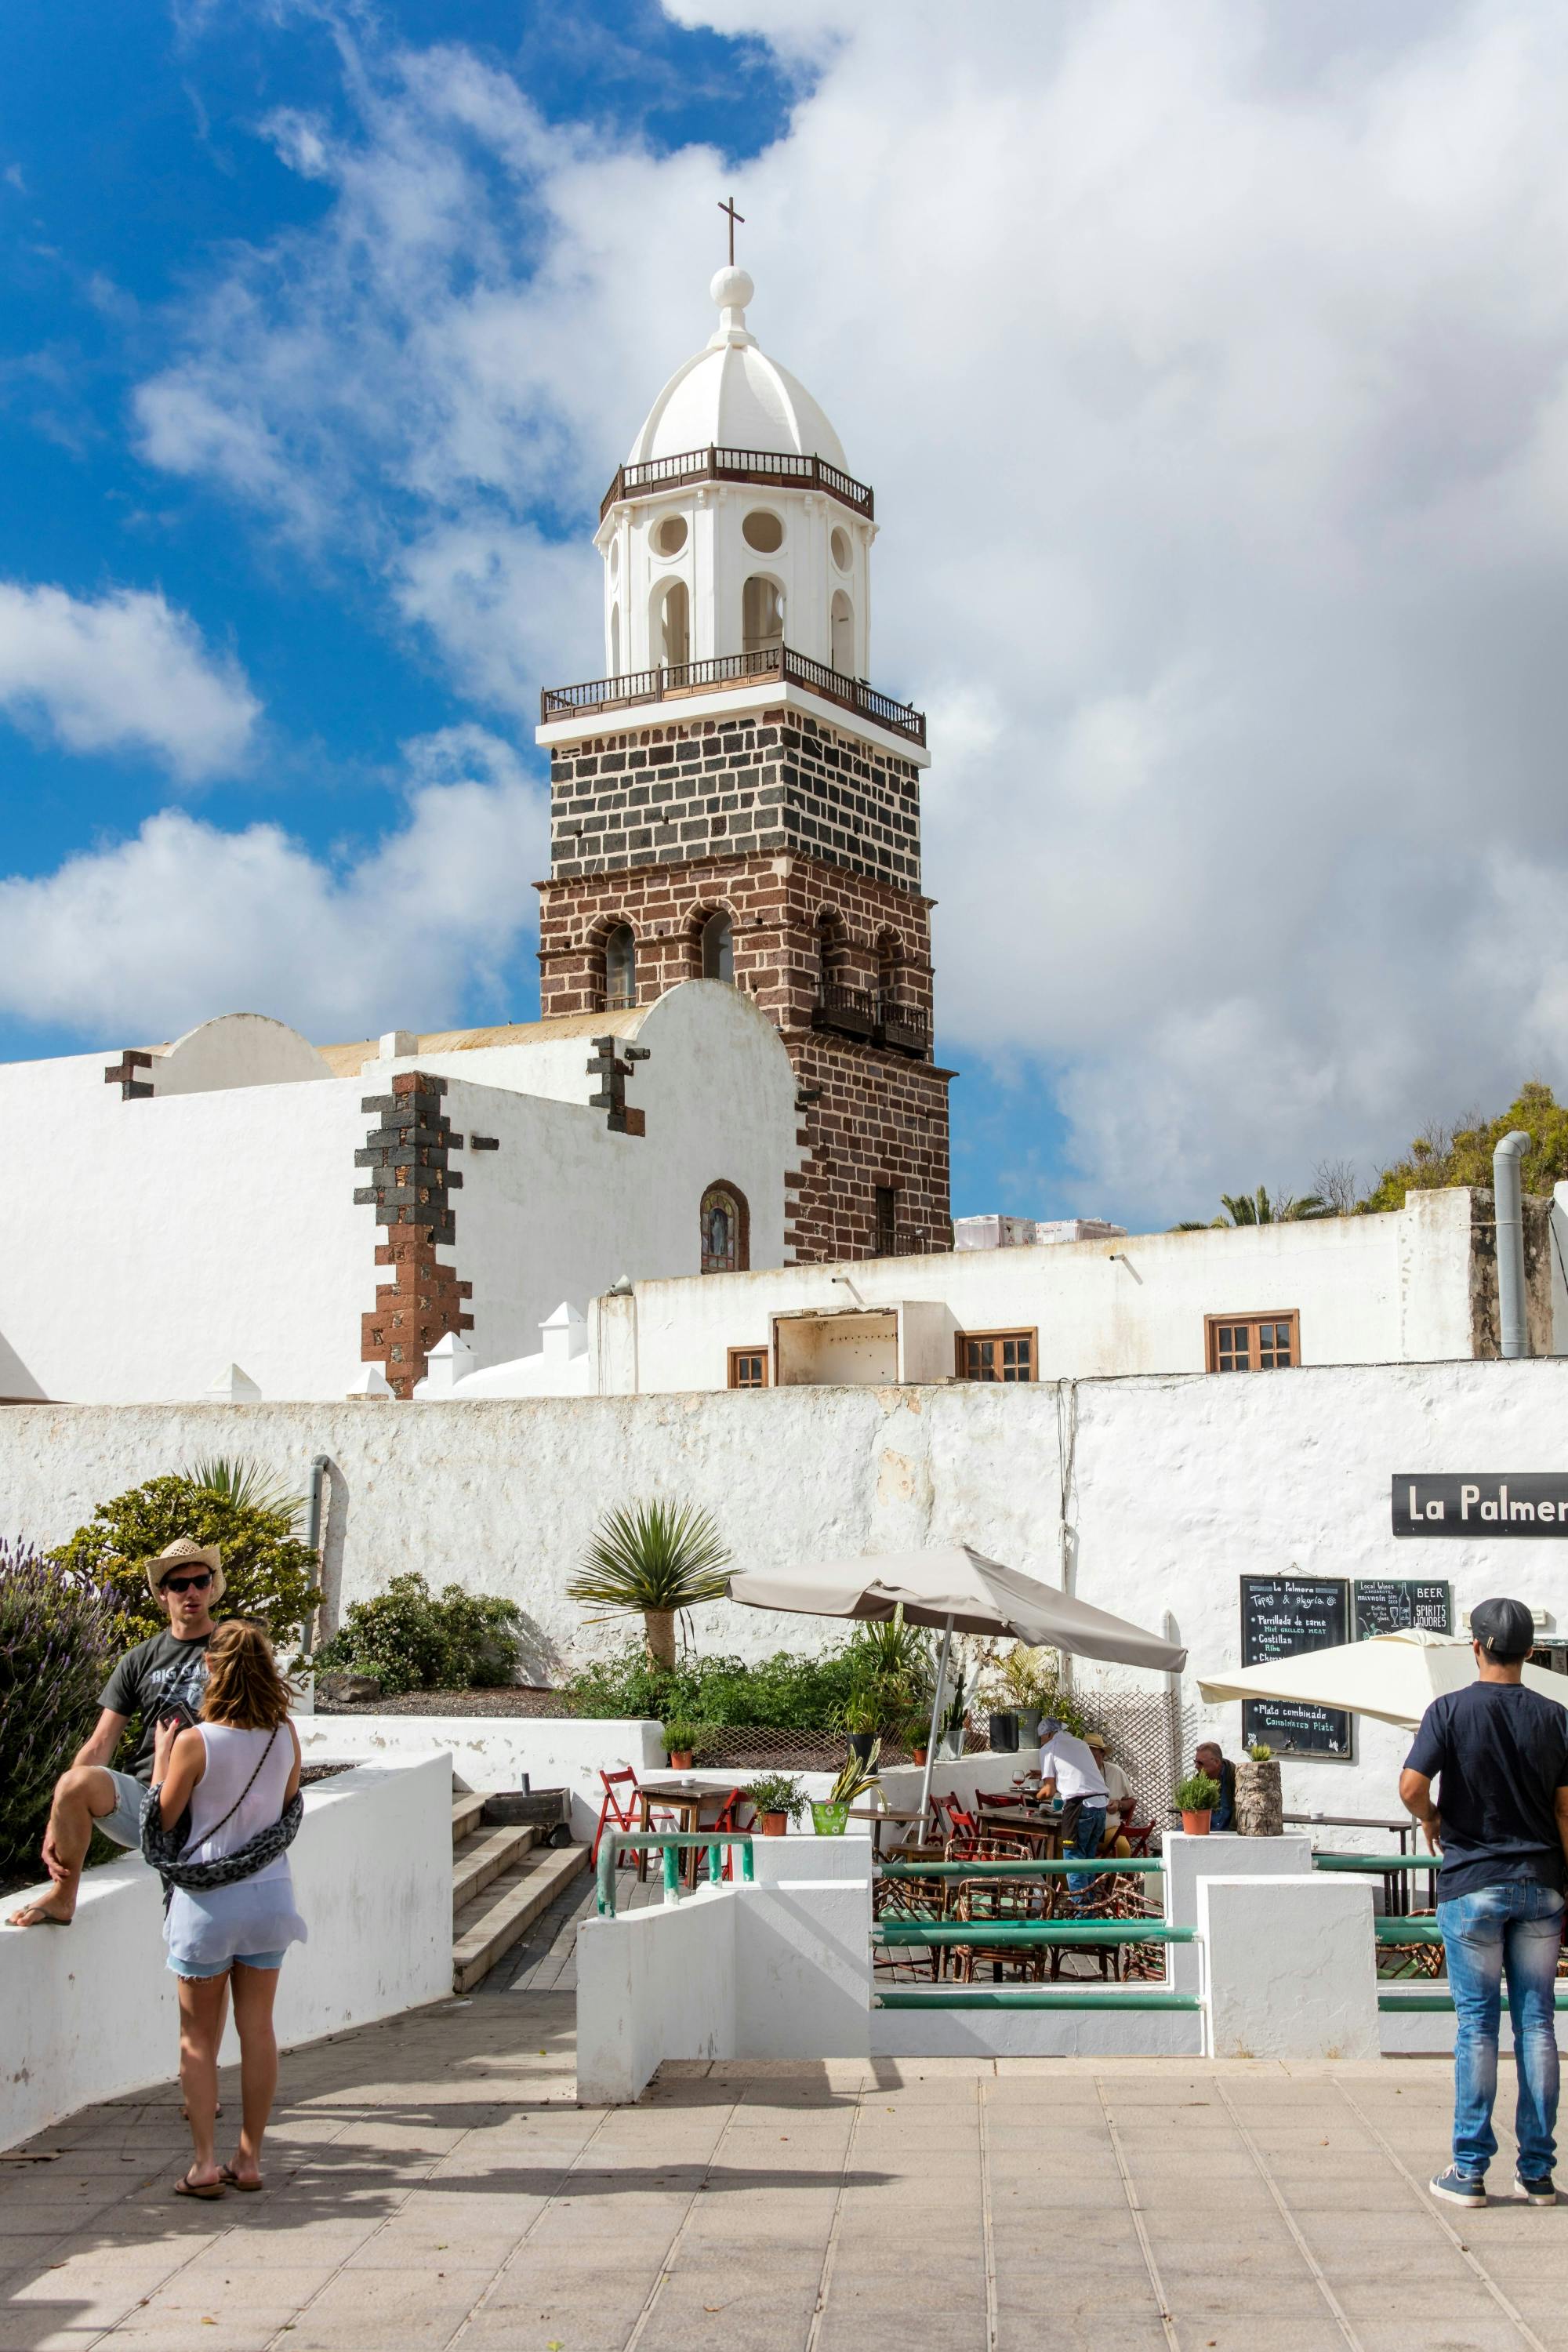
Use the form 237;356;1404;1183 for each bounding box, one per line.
1087;1732;1135;1857
1036;1719;1109;1906
1194;1740;1237;1832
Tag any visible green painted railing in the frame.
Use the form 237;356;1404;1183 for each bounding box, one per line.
1374;1915;1442;1943
877;1987;1201;2011
595;1831;754;1918
877;1919;1191;1948
1314;1853;1438;1872
1378;1988;1568;2012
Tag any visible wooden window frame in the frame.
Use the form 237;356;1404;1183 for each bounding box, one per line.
727;1345;769;1390
1205;1310;1301;1374
954;1327;1039;1384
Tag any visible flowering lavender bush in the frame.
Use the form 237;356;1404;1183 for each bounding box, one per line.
0;1543;128;1883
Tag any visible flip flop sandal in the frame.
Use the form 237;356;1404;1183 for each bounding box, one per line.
173;2170;226;2201
219;2165;263;2191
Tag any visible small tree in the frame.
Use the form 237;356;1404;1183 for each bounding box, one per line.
313;1574;521;1697
51;1472;322;1653
567;1501;730;1671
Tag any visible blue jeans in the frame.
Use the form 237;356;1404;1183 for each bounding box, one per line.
1439;1879;1565;2179
1065;1805;1107;1907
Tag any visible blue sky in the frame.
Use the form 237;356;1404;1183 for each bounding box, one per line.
5;2;1568;1231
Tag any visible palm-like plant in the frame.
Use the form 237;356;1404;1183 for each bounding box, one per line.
1172;1185;1333;1232
185;1456;304;1522
567;1500;730;1670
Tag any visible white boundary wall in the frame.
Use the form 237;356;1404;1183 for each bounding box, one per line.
1;1752;452;2148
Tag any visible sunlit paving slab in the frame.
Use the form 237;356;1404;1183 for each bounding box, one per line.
8;2003;1568;2352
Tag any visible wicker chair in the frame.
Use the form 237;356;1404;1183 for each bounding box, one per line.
948;1873;1051;1984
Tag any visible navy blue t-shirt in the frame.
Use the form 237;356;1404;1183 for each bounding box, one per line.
1404;1681;1568;1901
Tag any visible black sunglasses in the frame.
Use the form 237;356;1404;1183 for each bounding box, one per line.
162;1571;213;1594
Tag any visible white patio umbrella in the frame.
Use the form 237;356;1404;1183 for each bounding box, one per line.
728;1544;1188;1819
1198;1626;1568;1730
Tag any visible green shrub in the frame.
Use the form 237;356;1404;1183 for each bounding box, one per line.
52;1472;322;1653
0;1544;130;1882
559;1639;871;1730
313;1573;521;1697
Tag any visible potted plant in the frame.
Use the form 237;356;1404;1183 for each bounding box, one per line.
903;1711;931;1767
937;1671;973;1761
1236;1741;1283;1837
1175;1768;1221;1836
987;1708;1021;1754
811;1743;880;1836
663;1721;699;1771
746;1773;806;1837
843;1691;880;1764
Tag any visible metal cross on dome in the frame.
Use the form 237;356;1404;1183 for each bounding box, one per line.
718;195;745;265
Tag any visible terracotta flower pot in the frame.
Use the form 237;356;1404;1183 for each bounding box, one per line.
910;1746;928;1767
760;1810;789;1836
668;1750;694;1770
1180;1809;1212;1836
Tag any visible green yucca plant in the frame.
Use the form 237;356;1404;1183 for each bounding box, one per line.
567;1500;730;1670
186;1456;304;1524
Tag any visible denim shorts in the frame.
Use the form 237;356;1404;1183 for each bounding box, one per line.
168;1950;287;1980
96;1769;146;1850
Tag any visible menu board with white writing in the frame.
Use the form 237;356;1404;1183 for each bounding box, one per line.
1239;1574;1353;1760
1353;1581;1452;1639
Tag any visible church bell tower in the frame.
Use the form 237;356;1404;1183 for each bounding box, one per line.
535;251;953;1263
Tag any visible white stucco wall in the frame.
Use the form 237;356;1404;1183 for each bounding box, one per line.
0;983;801;1405
1;1752;451;2148
6;1358;1568;1826
590;1185;1486;1395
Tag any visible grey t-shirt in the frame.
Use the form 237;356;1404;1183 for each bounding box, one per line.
100;1629;212;1784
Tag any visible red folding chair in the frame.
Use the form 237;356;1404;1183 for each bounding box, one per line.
1123;1819;1155;1857
708;1786;754;1880
941;1796;984;1858
591;1767;681;1872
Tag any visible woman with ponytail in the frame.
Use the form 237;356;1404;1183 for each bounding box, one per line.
150;1620;306;2198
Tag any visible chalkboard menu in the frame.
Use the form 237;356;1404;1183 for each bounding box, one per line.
1353;1580;1453;1639
1240;1574;1353;1760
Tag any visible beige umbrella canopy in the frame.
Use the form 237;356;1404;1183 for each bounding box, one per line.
1199;1626;1568;1731
728;1545;1187;1815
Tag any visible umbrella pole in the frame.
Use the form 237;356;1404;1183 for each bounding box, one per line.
918;1616;953;1829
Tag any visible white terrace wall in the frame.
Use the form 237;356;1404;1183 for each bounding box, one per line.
5;1358;1568;1824
593;1186;1491;1394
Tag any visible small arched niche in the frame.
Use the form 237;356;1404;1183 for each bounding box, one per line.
815;907;845;1000
876;927;902;1001
609;602;621;677
700;1181;750;1275
700;909;734;982
742;575;784;657
604;924;637;1011
652;578;689;670
830;589;855;674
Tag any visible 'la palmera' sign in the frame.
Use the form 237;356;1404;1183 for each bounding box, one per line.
1393;1475;1568;1536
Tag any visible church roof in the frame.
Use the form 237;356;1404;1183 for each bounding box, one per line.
316;1005;648;1081
626;266;847;473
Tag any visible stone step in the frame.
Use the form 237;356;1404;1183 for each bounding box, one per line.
452;1791;485;1849
452;1842;590;1994
452;1823;536;1914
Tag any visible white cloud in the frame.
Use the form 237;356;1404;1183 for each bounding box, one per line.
0;726;546;1042
129;1;1568;1218
0;582;259;780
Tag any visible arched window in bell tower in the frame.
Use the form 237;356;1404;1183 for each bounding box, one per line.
609;602;621;677
815;909;844;1004
830;590;855;675
700;1181;750;1274
700;910;734;982
604;924;636;1011
652;579;689;670
742;575;784;657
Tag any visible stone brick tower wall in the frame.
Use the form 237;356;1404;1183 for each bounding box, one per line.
535;702;953;1261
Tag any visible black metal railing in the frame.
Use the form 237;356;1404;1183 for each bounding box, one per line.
601;445;873;522
811;987;931;1057
539;641;925;748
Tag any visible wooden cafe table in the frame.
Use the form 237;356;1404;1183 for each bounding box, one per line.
977;1806;1065;1860
636;1777;731;1886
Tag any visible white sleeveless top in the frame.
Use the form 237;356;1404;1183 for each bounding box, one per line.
163;1719;308;1969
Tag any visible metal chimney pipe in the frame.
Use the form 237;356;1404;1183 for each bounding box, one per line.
1494;1131;1532;1359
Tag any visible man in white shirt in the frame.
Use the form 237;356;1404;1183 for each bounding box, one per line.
1037;1718;1109;1907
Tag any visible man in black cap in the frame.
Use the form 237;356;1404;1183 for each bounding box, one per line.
1401;1597;1568;2209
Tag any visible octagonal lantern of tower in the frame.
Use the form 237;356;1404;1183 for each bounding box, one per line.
596;266;873;682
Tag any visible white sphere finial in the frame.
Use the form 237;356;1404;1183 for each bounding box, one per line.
710;263;754;314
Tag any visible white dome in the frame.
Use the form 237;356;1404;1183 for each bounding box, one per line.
626;272;848;473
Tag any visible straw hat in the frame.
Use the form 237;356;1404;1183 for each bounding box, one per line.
144;1537;226;1603
1085;1730;1109;1751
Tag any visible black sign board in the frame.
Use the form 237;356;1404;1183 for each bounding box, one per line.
1353;1580;1453;1639
1394;1475;1568;1537
1239;1575;1353;1760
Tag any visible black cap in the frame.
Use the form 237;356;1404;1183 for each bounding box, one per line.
1471;1597;1536;1660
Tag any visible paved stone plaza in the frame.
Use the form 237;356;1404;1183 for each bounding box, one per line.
5;1936;1568;2352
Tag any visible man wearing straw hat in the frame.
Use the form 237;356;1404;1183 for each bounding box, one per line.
7;1538;225;1929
